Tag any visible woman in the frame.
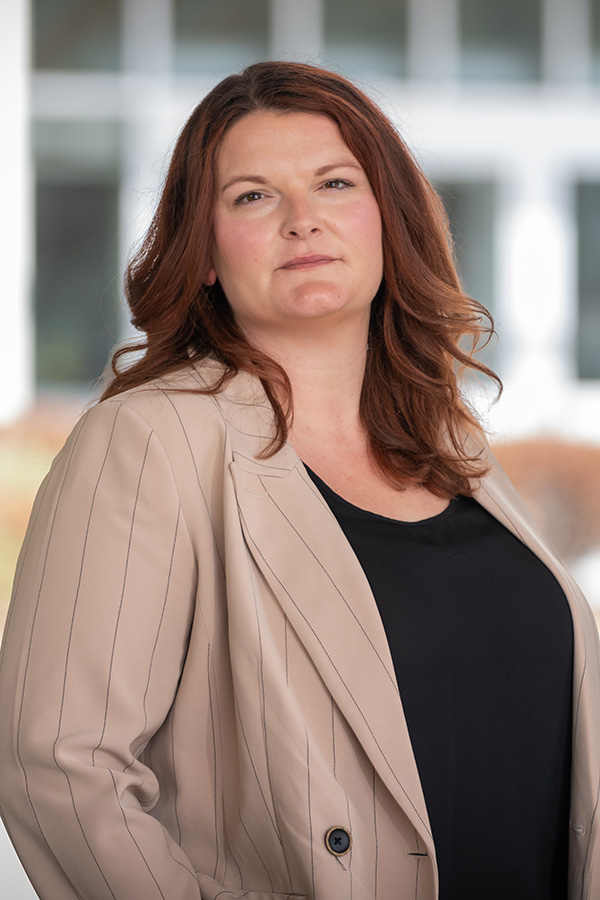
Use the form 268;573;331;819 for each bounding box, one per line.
0;61;598;900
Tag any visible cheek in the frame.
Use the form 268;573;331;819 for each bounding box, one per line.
214;221;268;279
213;222;238;269
366;201;383;245
355;203;383;269
346;198;382;243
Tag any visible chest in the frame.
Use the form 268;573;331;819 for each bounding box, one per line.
294;444;449;521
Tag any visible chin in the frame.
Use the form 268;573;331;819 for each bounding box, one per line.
282;287;355;318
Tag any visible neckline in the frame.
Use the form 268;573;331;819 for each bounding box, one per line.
304;464;459;527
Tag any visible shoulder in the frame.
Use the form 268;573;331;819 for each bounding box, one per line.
74;363;227;473
100;359;223;419
87;359;235;434
78;359;278;470
100;358;270;417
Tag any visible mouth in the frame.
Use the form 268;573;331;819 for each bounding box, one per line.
278;255;337;271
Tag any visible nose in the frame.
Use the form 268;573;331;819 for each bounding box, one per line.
281;195;322;239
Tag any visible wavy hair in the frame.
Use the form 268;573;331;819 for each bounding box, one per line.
102;60;501;497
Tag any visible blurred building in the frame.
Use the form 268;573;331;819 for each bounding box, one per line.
2;0;600;441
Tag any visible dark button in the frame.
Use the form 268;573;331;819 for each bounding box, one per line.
325;826;352;857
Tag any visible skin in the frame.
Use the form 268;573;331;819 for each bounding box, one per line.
209;110;449;521
208;110;383;345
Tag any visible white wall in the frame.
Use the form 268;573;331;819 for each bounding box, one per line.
0;823;37;899
0;0;33;422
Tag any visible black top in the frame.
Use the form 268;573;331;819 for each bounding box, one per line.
306;468;574;900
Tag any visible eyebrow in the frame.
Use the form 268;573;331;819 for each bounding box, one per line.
220;161;362;193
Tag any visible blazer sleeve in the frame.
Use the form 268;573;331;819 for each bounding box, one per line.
0;399;204;899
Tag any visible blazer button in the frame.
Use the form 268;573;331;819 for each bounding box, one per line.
325;826;352;857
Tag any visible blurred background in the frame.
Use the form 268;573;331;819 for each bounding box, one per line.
1;1;599;893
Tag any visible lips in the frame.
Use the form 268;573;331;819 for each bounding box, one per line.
279;254;337;270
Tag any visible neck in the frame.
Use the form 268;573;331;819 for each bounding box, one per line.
244;320;370;441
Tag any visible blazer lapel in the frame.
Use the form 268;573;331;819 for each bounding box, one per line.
230;449;433;850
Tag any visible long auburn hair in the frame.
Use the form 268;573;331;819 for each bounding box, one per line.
102;60;501;497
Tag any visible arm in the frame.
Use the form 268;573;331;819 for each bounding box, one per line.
0;398;203;899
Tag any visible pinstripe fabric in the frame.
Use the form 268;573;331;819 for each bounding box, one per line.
0;360;599;900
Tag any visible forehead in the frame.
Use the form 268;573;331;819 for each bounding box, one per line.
215;110;359;178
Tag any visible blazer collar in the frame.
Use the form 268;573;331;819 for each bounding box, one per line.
191;358;298;474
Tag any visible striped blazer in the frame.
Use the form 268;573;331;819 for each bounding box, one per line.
1;359;599;900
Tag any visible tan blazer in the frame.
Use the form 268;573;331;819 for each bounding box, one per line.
1;360;599;900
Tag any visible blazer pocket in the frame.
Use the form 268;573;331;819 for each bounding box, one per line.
197;874;306;900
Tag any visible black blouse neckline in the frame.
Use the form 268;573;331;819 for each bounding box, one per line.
304;463;458;527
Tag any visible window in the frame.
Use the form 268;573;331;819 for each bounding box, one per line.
592;0;600;82
34;122;121;386
435;180;498;367
324;0;407;77
459;0;541;81
174;0;269;74
577;183;600;379
33;0;121;71
435;180;496;315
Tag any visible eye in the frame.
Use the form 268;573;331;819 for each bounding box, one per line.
322;179;353;190
234;191;265;205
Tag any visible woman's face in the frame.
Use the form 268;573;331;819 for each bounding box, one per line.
208;110;383;344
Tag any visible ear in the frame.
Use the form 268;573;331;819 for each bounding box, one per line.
203;266;217;287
